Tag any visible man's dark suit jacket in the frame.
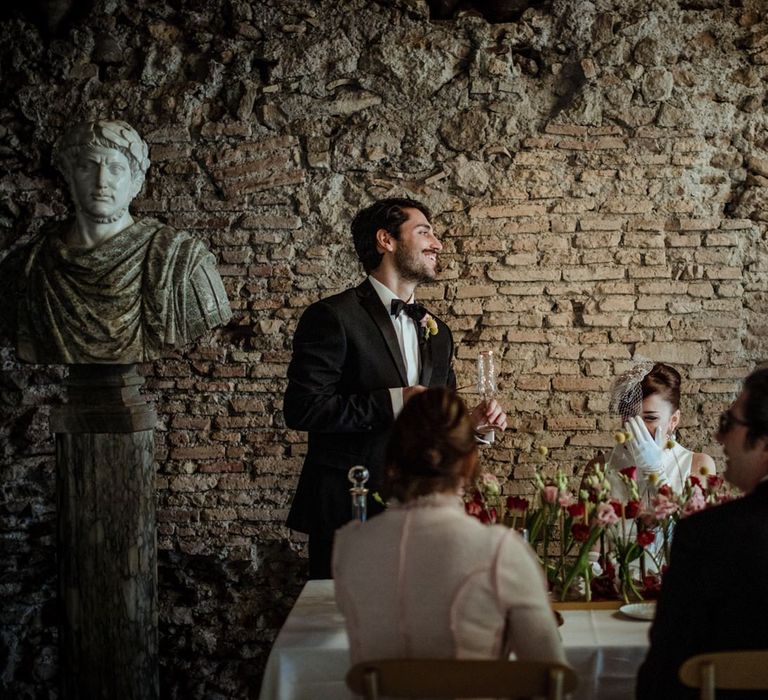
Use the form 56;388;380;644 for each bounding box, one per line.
636;480;768;699
283;279;456;540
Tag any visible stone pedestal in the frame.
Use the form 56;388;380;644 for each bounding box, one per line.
51;364;158;700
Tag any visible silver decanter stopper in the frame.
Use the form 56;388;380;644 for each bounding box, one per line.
347;465;370;522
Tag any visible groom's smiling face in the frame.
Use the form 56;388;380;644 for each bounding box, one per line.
392;207;442;283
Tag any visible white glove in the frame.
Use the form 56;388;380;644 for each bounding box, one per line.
624;416;666;482
587;551;603;577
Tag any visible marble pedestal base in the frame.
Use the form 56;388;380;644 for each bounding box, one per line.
51;364;159;700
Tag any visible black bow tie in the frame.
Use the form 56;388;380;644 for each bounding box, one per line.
390;299;427;322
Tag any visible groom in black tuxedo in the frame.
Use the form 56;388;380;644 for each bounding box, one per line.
637;367;768;699
284;197;506;578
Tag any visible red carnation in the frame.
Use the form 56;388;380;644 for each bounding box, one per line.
465;501;482;519
620;466;638;481
567;502;586;519
610;500;623;517
637;530;655;548
707;475;723;489
479;507;498;525
624;500;640;519
658;484;673;497
689;476;701;488
642;573;662;595
571;523;591;542
506;495;529;511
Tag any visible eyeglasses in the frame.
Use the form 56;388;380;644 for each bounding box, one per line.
719;409;749;435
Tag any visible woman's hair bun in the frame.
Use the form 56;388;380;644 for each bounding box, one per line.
384;388;478;502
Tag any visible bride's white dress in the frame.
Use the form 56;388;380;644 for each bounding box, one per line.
607;439;694;498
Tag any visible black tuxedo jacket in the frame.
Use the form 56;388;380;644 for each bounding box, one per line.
283;279;456;537
636;480;768;699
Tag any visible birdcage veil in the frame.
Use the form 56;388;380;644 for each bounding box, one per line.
609;358;656;423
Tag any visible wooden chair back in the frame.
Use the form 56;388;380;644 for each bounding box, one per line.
679;650;768;700
346;658;577;700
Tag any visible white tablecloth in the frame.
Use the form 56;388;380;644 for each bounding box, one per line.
259;580;651;700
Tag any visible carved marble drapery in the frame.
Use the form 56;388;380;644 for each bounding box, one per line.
17;217;232;364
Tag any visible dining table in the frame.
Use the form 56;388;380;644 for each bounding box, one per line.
259;580;653;700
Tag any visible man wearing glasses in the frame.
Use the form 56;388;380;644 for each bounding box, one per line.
637;367;768;699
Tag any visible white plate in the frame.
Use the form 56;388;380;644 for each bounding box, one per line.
619;602;656;621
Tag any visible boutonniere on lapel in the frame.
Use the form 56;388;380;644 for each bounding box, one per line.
420;313;438;341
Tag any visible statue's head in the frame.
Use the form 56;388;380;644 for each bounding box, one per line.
53;120;151;224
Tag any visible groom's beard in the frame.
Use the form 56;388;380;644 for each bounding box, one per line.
394;246;437;284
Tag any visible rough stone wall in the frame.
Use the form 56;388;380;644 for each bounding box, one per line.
2;0;768;696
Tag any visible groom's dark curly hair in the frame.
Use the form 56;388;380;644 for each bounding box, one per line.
351;197;432;273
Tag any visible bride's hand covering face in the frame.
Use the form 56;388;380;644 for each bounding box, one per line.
624;415;666;481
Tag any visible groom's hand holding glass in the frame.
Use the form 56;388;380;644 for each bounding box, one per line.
473;349;507;443
471;399;508;431
470;398;508;440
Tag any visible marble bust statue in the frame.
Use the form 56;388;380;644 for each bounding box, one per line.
17;120;232;363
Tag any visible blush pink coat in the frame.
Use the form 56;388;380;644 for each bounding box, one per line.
332;493;566;666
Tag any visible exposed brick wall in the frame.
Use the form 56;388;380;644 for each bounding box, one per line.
2;0;767;696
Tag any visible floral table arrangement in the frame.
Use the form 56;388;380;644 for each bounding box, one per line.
465;444;735;603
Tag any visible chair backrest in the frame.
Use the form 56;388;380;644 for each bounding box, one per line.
346;658;578;700
679;650;768;700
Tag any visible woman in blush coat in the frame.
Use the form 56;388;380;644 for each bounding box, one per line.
333;387;565;666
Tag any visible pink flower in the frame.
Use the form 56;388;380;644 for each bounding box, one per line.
682;485;707;517
596;502;620;526
479;472;501;497
652;493;679;520
558;491;576;508
543;485;559;504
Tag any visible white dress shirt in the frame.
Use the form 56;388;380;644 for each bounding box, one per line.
367;275;421;417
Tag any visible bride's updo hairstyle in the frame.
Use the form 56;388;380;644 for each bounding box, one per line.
641;363;681;411
385;387;478;503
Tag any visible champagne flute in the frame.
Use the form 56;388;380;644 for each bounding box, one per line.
476;350;497;438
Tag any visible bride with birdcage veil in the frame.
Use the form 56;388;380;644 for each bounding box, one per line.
606;360;716;498
598;360;717;578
